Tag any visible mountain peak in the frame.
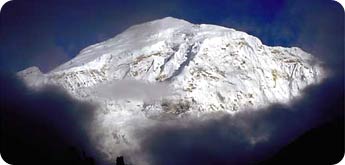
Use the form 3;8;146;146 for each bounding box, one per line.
125;16;192;33
152;16;191;24
17;18;325;162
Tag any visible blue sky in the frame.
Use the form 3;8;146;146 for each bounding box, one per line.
0;0;343;74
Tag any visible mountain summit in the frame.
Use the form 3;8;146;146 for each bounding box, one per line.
17;17;324;161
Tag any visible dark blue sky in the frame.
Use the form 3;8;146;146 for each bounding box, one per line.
0;0;343;74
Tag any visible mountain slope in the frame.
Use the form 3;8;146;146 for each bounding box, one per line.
17;17;325;161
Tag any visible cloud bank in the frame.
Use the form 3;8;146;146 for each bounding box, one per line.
93;79;171;102
0;73;107;165
131;76;343;165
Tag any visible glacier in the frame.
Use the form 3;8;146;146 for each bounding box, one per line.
17;17;325;162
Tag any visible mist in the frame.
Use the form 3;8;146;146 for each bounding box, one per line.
0;73;107;165
131;74;343;165
93;79;171;102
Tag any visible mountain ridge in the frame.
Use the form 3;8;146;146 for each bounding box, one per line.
17;17;325;162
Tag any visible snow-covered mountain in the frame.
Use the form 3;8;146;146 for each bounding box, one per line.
17;17;324;161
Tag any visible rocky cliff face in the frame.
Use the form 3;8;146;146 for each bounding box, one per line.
17;17;324;161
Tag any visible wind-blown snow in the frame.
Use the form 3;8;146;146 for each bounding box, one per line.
17;17;325;162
